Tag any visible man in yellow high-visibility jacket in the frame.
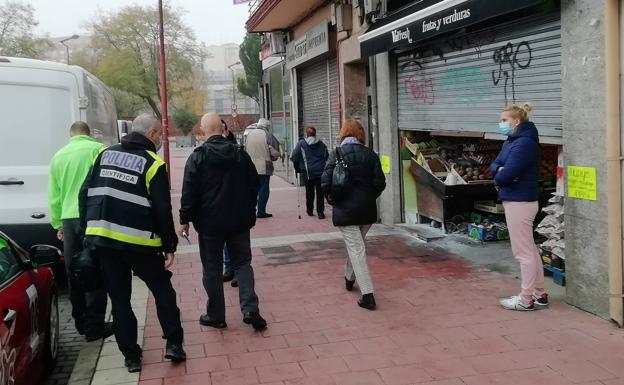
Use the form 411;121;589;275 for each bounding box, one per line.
48;121;111;341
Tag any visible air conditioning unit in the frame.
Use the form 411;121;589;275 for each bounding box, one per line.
269;31;286;56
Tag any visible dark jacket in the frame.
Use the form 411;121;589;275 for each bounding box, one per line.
321;143;386;226
180;135;259;235
291;138;329;180
80;132;178;254
490;121;541;202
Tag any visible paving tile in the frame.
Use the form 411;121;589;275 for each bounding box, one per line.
331;370;385;385
163;372;212;385
185;355;230;374
245;335;289;352
262;321;301;337
229;351;275;369
92;368;140;385
422;358;478;380
549;361;617;383
139;362;187;380
300;357;350;377
428;327;478;343
256;362;306;383
139;380;163;385
377;364;432;385
204;340;247;356
351;336;399;354
210;367;259;385
284;331;329;347
271;346;317;363
311;341;357;358
342;353;394;371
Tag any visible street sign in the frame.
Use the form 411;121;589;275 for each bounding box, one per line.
231;103;238;110
231;112;238;118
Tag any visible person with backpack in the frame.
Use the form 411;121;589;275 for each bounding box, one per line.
321;119;386;310
291;126;329;219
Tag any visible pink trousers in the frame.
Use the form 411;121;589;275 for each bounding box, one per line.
503;201;544;296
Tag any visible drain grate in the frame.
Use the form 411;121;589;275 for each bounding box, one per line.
261;245;295;254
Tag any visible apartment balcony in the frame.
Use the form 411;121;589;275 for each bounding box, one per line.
246;0;326;32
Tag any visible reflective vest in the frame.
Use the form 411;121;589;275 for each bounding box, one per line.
84;144;165;253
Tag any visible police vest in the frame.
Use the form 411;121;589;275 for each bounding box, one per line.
84;145;165;253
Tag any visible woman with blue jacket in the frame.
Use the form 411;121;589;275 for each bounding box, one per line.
490;103;548;311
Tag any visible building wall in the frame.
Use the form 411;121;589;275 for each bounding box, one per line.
561;0;609;317
291;6;332;40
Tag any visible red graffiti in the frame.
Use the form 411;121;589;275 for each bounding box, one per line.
405;77;435;105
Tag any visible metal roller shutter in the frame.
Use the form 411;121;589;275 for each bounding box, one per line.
329;57;340;149
301;61;331;145
397;13;561;139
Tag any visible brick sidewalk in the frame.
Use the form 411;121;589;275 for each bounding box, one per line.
111;148;624;385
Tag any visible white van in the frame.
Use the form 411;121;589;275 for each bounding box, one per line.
0;57;118;248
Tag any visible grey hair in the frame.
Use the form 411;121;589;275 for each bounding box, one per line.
132;114;161;134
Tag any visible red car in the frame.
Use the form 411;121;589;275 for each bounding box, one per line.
0;231;60;385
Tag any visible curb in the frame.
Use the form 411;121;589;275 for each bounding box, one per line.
67;338;105;385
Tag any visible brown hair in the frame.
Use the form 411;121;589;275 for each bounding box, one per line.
503;103;533;122
305;126;316;137
339;119;366;143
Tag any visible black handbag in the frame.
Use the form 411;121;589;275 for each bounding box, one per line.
330;147;350;203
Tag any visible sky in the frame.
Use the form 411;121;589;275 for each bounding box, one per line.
29;0;251;46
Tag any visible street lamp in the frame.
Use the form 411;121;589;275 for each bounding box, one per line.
59;34;79;64
227;61;241;115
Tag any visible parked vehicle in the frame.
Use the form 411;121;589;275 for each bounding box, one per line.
0;231;61;385
0;57;118;249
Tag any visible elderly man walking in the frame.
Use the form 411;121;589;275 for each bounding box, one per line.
179;113;267;331
245;118;280;218
81;114;185;372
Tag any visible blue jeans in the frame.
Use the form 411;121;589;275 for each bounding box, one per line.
223;246;233;274
257;175;271;215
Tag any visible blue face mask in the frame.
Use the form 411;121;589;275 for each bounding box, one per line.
498;122;513;136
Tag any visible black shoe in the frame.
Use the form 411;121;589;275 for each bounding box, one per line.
243;312;267;331
164;341;187;363
223;271;235;282
345;277;355;292
318;213;326;220
199;314;227;329
257;213;273;218
358;294;376;310
124;356;142;373
231;278;239;288
85;321;114;342
307;211;314;217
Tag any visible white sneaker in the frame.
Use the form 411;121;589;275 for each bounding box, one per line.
499;296;535;311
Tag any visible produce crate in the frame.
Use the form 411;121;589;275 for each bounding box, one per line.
544;264;566;286
468;224;498;241
474;200;505;214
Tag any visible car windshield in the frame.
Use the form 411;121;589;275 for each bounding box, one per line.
0;238;21;286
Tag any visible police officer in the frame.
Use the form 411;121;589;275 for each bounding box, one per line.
48;121;111;341
80;114;185;373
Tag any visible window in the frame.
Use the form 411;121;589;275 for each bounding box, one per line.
0;239;21;286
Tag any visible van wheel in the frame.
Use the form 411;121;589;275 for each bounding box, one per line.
44;291;59;368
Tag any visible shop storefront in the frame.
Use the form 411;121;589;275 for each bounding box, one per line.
287;21;341;149
361;0;566;278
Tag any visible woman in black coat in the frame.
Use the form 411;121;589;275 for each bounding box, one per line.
321;119;386;310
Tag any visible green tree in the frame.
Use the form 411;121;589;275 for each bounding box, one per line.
84;4;207;119
110;88;148;117
0;1;51;58
173;108;197;136
237;33;262;104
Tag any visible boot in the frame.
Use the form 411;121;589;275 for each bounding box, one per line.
358;293;376;310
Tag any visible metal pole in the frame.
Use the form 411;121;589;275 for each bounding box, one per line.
158;0;171;185
65;44;70;64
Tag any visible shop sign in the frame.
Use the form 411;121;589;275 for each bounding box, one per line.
359;0;546;57
286;21;329;70
381;155;391;174
567;166;596;201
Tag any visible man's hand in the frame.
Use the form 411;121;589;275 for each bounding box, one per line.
57;229;64;241
164;252;175;269
179;224;189;237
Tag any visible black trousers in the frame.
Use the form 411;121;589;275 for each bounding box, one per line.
62;219;107;336
304;178;324;215
97;247;183;358
198;230;259;321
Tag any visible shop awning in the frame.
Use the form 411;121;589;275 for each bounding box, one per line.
359;0;547;57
